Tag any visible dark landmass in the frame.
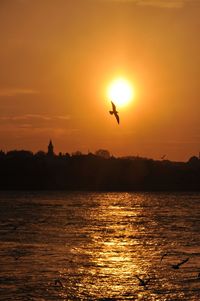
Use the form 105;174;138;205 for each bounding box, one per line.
0;148;200;191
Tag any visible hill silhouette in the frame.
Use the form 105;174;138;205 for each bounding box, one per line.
0;147;200;191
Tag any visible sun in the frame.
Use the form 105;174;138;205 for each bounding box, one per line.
107;78;134;108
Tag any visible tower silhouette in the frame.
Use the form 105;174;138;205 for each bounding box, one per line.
47;140;54;157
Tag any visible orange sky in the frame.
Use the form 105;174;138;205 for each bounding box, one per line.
0;0;200;161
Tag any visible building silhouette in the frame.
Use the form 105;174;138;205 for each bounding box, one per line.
0;139;200;191
47;140;54;157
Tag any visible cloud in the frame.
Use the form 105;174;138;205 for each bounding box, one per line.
0;88;39;97
104;0;188;9
137;0;186;9
0;114;70;123
0;114;73;136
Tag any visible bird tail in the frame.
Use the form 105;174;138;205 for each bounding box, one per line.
109;111;113;115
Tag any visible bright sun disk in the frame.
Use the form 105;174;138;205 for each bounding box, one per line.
107;78;134;108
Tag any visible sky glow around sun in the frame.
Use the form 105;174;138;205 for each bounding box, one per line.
107;78;134;108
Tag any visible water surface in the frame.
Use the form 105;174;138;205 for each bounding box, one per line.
0;192;200;300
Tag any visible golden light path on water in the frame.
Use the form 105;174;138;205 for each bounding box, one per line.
83;199;155;299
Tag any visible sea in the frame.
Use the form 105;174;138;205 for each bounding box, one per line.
0;191;200;301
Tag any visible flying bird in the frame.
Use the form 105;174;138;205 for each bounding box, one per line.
109;101;120;124
54;279;64;288
135;275;150;287
160;252;168;263
171;257;189;269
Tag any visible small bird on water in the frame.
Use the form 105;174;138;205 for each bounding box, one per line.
171;257;189;269
109;101;120;124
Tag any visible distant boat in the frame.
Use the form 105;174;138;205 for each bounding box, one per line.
109;101;120;124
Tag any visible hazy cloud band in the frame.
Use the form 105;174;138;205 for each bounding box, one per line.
104;0;190;9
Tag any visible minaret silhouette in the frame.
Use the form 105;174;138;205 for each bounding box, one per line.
47;140;54;157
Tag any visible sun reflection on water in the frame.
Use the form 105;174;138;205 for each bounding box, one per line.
82;194;151;298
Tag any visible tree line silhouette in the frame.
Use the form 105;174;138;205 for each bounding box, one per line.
0;149;200;191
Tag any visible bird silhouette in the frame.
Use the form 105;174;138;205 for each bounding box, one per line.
160;252;168;263
171;257;189;269
135;275;150;287
109;101;120;124
54;279;64;288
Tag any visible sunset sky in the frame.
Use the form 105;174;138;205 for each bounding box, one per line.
0;0;200;161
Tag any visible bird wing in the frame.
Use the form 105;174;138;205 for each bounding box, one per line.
135;275;143;284
160;253;168;262
114;112;120;124
178;257;189;267
55;279;64;287
111;101;116;111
